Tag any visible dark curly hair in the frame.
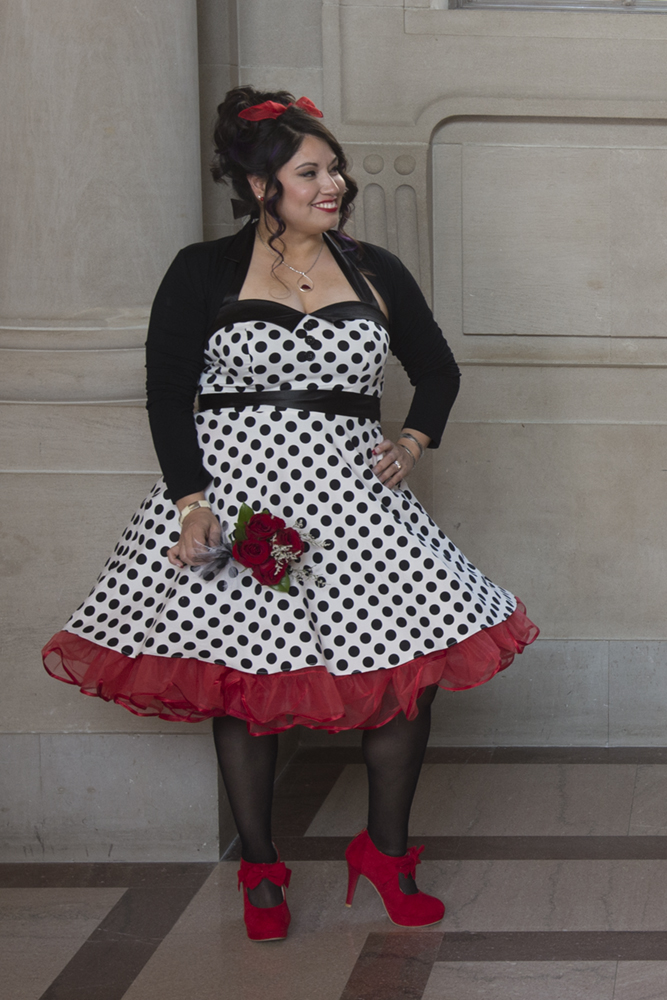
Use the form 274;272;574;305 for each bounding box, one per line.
211;86;358;253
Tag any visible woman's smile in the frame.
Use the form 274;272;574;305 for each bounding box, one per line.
312;198;339;213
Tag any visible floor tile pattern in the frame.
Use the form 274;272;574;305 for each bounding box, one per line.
4;747;667;999
0;887;125;1000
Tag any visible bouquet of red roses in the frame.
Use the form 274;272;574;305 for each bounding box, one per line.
231;504;307;592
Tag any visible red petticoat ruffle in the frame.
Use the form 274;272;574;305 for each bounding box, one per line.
42;601;538;734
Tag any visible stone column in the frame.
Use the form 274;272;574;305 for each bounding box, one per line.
0;1;221;861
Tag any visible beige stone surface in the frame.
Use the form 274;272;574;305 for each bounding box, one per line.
2;346;146;403
435;119;667;150
1;732;219;862
423;962;616;1000
628;766;667;835
307;762;638;838
0;888;125;1000
37;732;219;861
433;119;667;361
609;643;667;746
436;859;667;931
363;183;389;248
451;364;667;426
236;0;323;107
461;145;611;338
238;0;322;72
0;736;42;853
198;62;237;234
613;963;667;1000
0;404;158;473
404;8;667;42
433;118;667;362
122;861;391;1000
611;148;667;340
428;640;609;747
436;422;667;639
196;0;238;237
395;183;421;282
0;0;202;321
337;8;667;133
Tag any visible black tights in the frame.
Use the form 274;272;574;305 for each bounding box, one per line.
212;685;437;906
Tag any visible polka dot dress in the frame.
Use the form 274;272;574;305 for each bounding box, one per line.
62;300;517;680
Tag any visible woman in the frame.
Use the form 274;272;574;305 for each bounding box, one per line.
43;87;538;942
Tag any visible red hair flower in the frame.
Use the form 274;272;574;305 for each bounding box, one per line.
238;97;323;121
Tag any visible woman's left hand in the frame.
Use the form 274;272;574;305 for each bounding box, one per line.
372;438;415;489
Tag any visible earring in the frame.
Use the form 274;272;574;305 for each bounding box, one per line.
259;196;264;202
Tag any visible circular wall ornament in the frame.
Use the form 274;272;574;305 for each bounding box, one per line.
394;154;416;175
363;154;384;174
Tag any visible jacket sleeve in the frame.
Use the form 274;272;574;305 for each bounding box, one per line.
363;247;460;447
145;247;212;501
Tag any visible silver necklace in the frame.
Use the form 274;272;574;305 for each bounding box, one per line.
257;230;325;292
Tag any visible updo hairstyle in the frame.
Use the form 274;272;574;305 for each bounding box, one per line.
211;86;358;247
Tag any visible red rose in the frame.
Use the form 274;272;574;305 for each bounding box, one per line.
274;528;304;557
246;512;286;540
232;539;271;567
252;559;287;586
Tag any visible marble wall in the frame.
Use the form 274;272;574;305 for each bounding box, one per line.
4;0;667;859
0;0;214;862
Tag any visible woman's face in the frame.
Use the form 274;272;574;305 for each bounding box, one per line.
260;135;346;235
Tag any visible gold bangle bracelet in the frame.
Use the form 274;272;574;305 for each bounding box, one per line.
178;499;212;525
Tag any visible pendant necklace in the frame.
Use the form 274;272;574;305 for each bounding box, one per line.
257;230;325;292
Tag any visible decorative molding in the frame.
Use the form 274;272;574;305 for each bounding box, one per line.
0;319;148;403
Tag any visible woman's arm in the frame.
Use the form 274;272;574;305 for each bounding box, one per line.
167;491;222;568
359;244;461;448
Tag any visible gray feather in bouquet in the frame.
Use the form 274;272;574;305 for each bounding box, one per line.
192;521;237;584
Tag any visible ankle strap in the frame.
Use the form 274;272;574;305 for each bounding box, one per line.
238;858;292;892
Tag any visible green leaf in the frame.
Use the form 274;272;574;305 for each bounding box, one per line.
272;572;291;593
233;503;254;541
238;503;254;525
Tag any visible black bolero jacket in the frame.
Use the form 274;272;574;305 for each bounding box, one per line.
145;222;460;501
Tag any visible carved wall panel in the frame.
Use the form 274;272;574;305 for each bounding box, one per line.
432;118;667;363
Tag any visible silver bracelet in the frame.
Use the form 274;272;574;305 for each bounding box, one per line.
398;431;424;460
398;443;418;466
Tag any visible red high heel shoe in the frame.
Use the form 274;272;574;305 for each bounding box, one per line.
237;856;292;941
345;829;445;927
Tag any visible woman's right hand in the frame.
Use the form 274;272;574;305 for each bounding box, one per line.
167;509;222;568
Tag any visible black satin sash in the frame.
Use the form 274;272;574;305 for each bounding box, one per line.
198;389;380;420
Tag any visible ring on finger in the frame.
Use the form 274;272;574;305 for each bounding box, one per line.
394;460;401;470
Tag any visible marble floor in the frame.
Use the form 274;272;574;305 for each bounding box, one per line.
5;746;667;999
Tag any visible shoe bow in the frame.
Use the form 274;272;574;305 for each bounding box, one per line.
238;859;292;892
396;845;424;879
